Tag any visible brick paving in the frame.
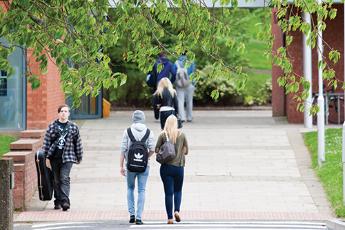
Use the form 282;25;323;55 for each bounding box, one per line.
16;110;334;222
14;210;329;222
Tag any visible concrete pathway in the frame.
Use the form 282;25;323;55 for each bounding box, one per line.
15;110;333;222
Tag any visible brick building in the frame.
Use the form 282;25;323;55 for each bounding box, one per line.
271;3;344;124
0;2;103;210
0;2;102;131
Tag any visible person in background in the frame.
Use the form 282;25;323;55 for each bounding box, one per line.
153;77;179;129
174;52;196;123
147;52;177;120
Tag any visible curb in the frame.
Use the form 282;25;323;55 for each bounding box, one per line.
327;219;345;230
110;106;273;111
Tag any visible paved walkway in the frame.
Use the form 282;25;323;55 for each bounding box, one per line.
15;110;333;222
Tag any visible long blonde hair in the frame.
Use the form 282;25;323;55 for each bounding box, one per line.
163;115;180;144
155;77;176;97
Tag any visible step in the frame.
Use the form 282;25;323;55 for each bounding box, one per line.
3;151;34;163
20;130;45;139
10;139;42;151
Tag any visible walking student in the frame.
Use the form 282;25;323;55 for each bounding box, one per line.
155;115;189;224
120;110;155;225
174;52;196;122
42;104;83;211
147;52;176;120
153;77;179;130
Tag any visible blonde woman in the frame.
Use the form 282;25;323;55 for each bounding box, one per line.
153;77;179;129
155;115;189;224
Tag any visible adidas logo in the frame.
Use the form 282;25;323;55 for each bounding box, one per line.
134;153;143;162
134;153;143;159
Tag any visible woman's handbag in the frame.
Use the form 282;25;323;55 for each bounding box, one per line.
156;132;176;164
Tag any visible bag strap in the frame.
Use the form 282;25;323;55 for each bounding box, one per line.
175;61;182;70
164;131;170;142
127;128;136;142
53;122;71;145
140;129;150;142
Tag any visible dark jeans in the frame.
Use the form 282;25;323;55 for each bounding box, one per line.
160;164;184;219
160;110;175;130
51;159;73;205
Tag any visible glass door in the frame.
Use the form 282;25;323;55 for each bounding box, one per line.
0;39;26;130
68;92;102;119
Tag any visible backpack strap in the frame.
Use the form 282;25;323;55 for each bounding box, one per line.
60;122;71;137
127;128;136;142
175;61;182;70
127;128;150;143
140;129;150;142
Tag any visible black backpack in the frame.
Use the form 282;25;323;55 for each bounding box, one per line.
126;128;150;173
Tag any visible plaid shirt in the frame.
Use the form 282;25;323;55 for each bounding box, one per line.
42;120;83;163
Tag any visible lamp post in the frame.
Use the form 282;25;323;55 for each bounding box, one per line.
303;12;312;129
317;0;325;166
339;2;345;205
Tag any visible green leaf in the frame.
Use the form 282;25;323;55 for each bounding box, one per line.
329;50;340;64
28;74;41;89
210;89;220;100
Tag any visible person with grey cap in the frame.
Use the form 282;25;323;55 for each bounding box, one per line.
120;110;155;225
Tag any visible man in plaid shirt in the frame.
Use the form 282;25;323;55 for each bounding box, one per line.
42;104;83;211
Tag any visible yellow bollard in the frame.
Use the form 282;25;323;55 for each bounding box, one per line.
102;98;111;118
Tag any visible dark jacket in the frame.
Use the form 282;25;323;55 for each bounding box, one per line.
153;56;176;84
42;120;83;163
153;88;179;114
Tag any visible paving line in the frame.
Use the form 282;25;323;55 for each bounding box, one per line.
129;221;327;229
32;226;93;230
32;222;98;228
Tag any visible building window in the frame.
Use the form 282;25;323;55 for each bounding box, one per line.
0;70;7;96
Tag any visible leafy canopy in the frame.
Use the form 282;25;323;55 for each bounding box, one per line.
0;0;248;106
0;0;342;110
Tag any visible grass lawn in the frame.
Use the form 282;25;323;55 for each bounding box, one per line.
243;8;271;71
0;135;16;158
244;40;271;70
304;128;345;217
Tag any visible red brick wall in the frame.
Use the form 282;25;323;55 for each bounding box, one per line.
271;8;286;117
13;164;24;209
24;151;37;208
272;4;344;123
27;50;65;129
4;130;44;210
285;8;304;123
46;58;65;122
5;151;39;210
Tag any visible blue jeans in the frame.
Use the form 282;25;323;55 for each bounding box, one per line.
51;159;73;205
160;164;184;219
126;166;149;220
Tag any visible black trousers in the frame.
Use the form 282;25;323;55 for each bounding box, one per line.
159;110;175;130
51;159;73;205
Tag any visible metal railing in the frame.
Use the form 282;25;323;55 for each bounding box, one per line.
313;92;344;125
